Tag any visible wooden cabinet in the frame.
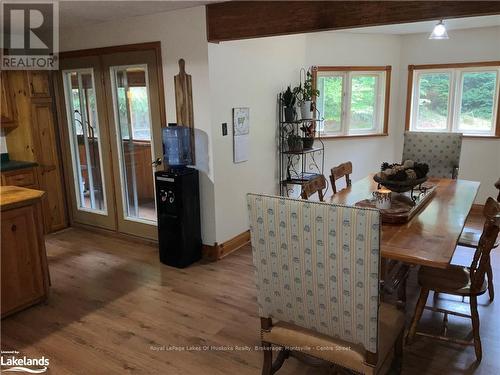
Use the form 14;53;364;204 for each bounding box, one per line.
1;186;49;318
1;167;38;187
1;72;17;128
31;101;67;232
27;71;51;97
5;71;68;233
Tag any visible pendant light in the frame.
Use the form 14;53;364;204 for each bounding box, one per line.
429;20;449;40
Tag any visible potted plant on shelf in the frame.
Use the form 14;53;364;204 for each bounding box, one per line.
287;132;303;152
300;121;315;149
281;86;297;122
297;69;320;120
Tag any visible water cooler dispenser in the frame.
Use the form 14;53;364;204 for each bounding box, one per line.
155;168;201;268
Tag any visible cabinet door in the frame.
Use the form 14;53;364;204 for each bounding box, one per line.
1;206;45;316
27;71;51;98
1;72;17;127
32;101;68;232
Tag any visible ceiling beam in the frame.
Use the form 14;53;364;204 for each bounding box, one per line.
206;1;500;42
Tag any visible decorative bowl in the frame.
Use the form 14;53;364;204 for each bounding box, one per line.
373;175;428;193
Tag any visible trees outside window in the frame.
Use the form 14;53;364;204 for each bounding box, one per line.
408;63;500;137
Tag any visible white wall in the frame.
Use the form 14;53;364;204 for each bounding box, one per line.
59;6;217;245
209;31;402;243
398;26;500;203
59;8;500;246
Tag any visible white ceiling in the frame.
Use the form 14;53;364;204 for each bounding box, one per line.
348;15;500;35
59;1;217;30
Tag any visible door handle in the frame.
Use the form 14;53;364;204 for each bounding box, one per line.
152;158;162;167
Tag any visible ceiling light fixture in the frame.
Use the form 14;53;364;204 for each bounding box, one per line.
429;20;449;40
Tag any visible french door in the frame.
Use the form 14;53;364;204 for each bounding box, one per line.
58;49;164;239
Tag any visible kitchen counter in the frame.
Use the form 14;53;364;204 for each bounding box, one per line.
0;159;38;172
0;185;45;210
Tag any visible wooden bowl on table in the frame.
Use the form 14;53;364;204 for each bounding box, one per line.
373;175;428;193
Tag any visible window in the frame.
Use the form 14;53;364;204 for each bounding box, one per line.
314;66;391;137
407;62;500;137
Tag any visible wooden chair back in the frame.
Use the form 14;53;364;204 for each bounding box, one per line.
247;193;382;355
330;161;352;194
301;175;326;201
470;197;500;293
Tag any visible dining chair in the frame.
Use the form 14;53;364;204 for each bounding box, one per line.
402;131;462;179
330;161;352;194
407;197;500;362
301;174;326;201
457;179;500;301
247;193;405;374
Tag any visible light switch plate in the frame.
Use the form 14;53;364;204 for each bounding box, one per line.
222;123;228;136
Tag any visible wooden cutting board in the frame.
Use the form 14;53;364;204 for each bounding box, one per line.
174;58;194;127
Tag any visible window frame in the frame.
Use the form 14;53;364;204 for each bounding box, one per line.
313;65;391;139
405;61;500;138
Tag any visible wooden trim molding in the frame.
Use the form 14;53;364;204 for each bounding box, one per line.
409;61;500;70
317;66;391;72
317;133;389;140
202;230;251;261
59;42;162;59
314;65;391;138
383;67;392;135
206;1;500;43
404;66;415;131
404;61;500;136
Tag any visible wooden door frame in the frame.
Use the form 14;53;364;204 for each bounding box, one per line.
54;42;166;234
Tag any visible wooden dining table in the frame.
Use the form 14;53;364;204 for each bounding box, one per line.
329;175;480;269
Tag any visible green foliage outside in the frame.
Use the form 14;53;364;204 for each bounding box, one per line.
319;75;377;132
417;71;496;130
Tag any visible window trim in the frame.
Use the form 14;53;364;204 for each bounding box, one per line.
405;61;500;138
313;65;391;138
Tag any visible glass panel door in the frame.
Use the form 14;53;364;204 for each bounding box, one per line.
62;69;107;213
58;50;163;238
110;65;157;224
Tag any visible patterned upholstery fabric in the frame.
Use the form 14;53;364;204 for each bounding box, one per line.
247;193;381;353
402;131;462;178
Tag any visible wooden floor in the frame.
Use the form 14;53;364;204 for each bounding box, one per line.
2;221;500;374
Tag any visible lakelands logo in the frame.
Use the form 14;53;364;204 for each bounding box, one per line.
1;1;59;69
1;350;49;373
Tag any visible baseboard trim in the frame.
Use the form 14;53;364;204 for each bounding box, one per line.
202;230;250;261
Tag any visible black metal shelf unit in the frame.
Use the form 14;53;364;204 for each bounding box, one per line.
278;94;326;197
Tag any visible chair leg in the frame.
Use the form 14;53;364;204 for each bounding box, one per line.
407;288;429;344
262;341;273;375
487;263;494;302
392;329;404;374
470;296;482;363
397;275;407;310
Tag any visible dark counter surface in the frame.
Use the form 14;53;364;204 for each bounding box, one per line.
0;160;38;172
